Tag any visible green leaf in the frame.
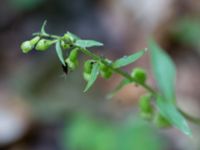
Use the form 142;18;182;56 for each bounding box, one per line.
112;49;147;68
84;63;100;92
149;40;176;102
55;41;66;66
41;20;47;35
156;96;191;136
75;39;103;48
67;32;81;40
149;39;191;135
107;79;131;99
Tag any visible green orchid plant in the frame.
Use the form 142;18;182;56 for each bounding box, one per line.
21;21;200;136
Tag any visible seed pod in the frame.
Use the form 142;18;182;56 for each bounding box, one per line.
21;41;34;53
69;48;79;61
35;39;53;51
131;68;147;84
65;58;78;70
154;113;171;128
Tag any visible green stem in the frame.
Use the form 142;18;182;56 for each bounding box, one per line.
178;108;200;125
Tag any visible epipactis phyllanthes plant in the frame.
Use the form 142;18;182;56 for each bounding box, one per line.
21;21;200;136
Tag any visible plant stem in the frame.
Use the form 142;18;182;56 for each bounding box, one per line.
178;108;200;125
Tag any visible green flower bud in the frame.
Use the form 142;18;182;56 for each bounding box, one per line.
139;94;152;113
64;33;74;42
131;68;147;84
83;60;94;74
99;62;107;71
21;41;34;53
139;94;153;120
61;41;70;50
154;113;171;128
35;39;53;51
83;72;91;81
30;36;40;45
99;62;112;79
100;69;112;79
69;48;79;61
65;58;78;70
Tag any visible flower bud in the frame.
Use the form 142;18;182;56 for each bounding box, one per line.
69;48;79;61
21;41;34;53
61;41;70;50
30;36;40;45
99;62;112;79
131;68;147;84
83;60;94;74
139;94;153;120
99;62;107;71
35;39;53;51
64;33;74;42
65;58;78;70
100;70;112;79
139;94;152;113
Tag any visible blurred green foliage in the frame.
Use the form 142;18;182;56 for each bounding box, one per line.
171;17;200;48
9;0;45;10
63;114;165;150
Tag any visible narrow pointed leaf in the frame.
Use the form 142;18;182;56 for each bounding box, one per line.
149;40;176;102
55;41;66;66
41;20;47;35
84;63;100;92
149;39;191;135
156;96;191;136
75;39;103;48
112;49;147;68
67;32;81;40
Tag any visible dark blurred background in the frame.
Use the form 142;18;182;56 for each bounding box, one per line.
0;0;200;150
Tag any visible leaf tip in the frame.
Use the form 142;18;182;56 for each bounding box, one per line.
183;126;192;137
43;19;47;25
41;20;48;33
83;87;89;93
